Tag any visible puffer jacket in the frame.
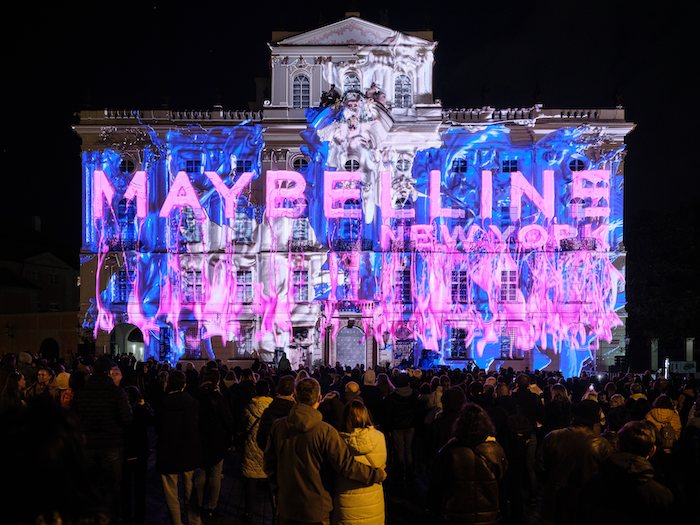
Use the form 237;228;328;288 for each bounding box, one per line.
645;407;682;451
333;426;387;525
428;438;507;525
241;395;273;479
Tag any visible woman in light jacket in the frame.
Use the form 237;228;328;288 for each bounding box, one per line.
333;400;387;525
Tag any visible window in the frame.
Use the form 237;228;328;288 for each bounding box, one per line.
451;270;469;303
234;208;253;242
293;270;308;302
31;270;42;282
394;75;412;108
500;270;517;302
182;269;203;303
292;216;309;241
236;270;253;303
117;199;137;245
235;159;252;175
292;157;309;173
120;159;135;173
500;326;523;359
449;328;469;359
49;274;60;285
569;159;585;172
158;326;172;360
502;159;518;173
185;160;201;173
176;206;202;243
344;159;360;172
340;200;362;241
183;325;201;359
238;328;253;358
49;302;59;312
395;269;411;303
451;158;468;173
293;75;310;109
396;159;411;172
344;74;361;93
116;268;130;303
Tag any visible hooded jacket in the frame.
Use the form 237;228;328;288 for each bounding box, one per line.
645;407;682;451
578;452;676;523
384;385;418;431
264;403;384;523
333;426;387;525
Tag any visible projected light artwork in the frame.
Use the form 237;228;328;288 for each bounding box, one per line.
82;102;625;377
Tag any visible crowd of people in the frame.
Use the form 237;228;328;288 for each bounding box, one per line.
1;349;699;525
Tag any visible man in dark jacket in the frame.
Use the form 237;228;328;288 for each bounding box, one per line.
319;381;363;430
384;373;419;482
257;375;295;451
578;419;676;523
511;373;544;505
536;399;614;525
264;377;386;525
156;369;203;525
72;356;133;521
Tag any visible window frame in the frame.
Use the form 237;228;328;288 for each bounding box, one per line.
293;75;310;109
394;75;412;108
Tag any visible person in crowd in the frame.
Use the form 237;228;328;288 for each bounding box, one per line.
2;399;112;524
231;368;257;426
56;371;73;409
0;371;27;412
333;400;387;525
122;385;155;525
376;372;395;399
110;364;124;388
240;379;273;522
257;375;296;452
0;352;16;391
511;374;544;507
384;373;419;483
17;351;38;384
264;377;386;525
26;366;60;402
428;403;508;525
578;420;677;522
320;381;364;430
155;369;203;525
542;383;572;436
536;399;614;525
72;356;133;522
427;375;451;413
645;394;682;453
425;387;466;459
360;369;384;428
196;368;234;520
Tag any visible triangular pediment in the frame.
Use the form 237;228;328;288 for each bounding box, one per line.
276;17;429;46
24;252;73;270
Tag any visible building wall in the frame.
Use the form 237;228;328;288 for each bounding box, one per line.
74;18;632;376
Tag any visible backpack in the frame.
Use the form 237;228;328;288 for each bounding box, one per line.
499;406;532;458
657;420;677;449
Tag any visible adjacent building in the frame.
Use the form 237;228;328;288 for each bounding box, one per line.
75;16;633;376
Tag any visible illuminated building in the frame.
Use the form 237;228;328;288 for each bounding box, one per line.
75;16;632;376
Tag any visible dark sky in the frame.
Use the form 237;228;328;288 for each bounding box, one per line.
2;0;697;252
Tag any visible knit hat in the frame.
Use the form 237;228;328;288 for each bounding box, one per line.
56;372;71;390
363;369;376;386
573;399;601;427
485;376;497;387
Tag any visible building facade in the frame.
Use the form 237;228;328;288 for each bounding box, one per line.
75;17;632;376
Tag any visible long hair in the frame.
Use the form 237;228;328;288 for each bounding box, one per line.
342;399;372;433
550;383;570;403
452;402;496;447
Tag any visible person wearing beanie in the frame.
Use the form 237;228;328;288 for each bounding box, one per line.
536;399;614;525
56;372;73;409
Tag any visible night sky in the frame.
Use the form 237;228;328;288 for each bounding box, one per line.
2;1;697;351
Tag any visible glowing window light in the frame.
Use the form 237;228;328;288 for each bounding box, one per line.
394;75;411;108
234;208;253;242
182;270;203;303
292;270;309;302
500;270;517;302
293;75;310;109
236;270;253;303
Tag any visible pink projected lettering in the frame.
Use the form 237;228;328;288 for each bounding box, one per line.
323;171;362;219
381;171;398;220
124;171;148;218
266;170;307;218
572;170;610;217
204;171;255;218
159;172;205;217
510;170;555;220
481;170;493;219
430;170;465;221
93;170;116;220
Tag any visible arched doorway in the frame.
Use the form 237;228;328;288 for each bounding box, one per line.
336;325;366;368
111;323;145;361
40;338;60;361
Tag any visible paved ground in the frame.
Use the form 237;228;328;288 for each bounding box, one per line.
139;428;547;525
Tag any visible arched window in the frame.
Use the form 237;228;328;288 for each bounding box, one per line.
293;75;310;109
344;74;361;93
394;75;412;108
344;159;360;172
